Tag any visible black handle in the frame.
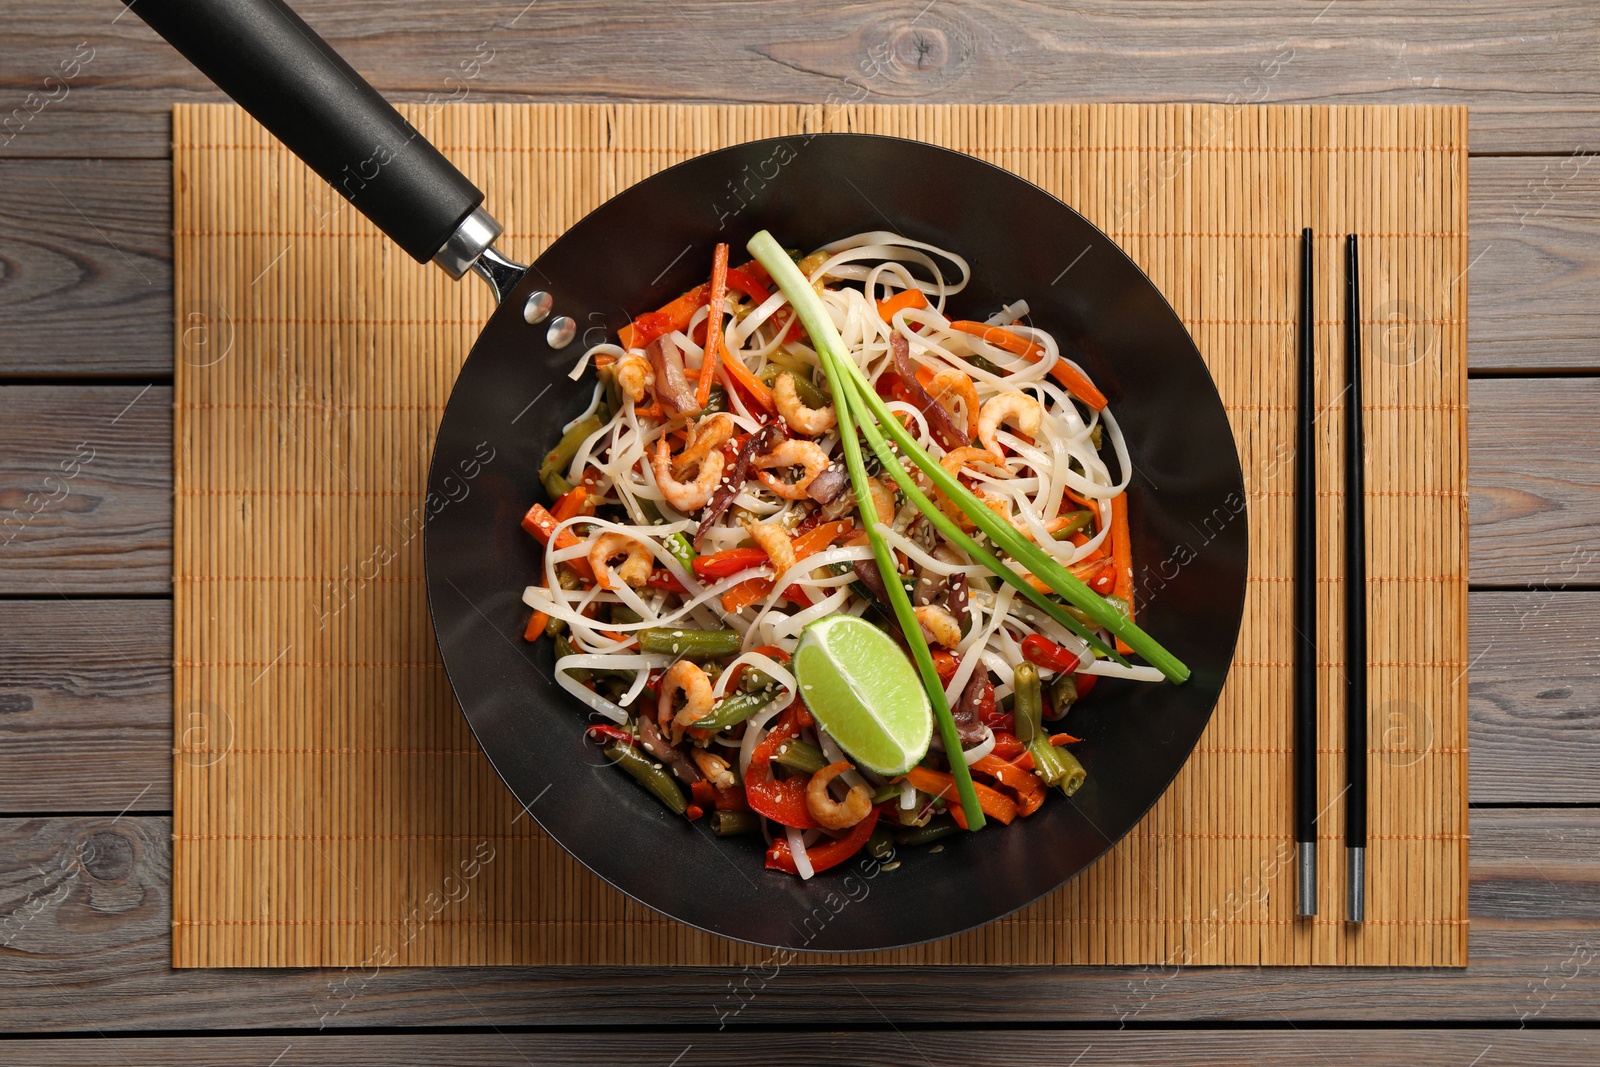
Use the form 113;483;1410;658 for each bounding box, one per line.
129;0;486;265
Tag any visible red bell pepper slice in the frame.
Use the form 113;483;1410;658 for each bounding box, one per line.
744;706;817;829
692;547;771;580
765;805;881;875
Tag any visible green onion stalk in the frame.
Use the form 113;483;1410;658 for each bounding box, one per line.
749;231;987;831
750;231;1190;686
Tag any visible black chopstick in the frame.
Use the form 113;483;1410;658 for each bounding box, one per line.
1295;227;1318;918
1344;234;1368;924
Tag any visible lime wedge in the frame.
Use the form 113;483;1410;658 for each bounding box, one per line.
793;615;932;776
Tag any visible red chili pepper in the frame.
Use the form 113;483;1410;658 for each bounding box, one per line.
692;547;771;580
685;804;706;821
765;805;881;875
626;310;677;349
990;731;1024;760
1021;634;1081;674
744;706;817;829
584;724;636;747
690;781;716;808
930;649;959;685
1074;672;1099;699
713;784;749;811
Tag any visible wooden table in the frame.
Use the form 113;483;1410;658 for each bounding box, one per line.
3;2;1597;1062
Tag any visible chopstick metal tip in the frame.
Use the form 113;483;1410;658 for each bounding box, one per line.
1347;847;1366;924
1297;841;1317;917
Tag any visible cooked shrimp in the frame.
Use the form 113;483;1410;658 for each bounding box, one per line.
745;520;795;574
658;660;715;742
614;352;654;405
589;532;653;590
926;368;980;440
673;412;736;476
652;437;724;512
753;439;830;501
865;476;898;527
773;372;837;435
690;749;736;789
914;604;963;648
977;393;1042;457
806;760;873;830
938;446;1008;531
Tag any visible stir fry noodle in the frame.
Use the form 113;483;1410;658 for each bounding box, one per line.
520;231;1168;877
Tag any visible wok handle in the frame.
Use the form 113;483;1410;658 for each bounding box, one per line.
128;0;500;276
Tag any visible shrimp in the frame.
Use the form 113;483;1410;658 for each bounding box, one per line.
773;372;837;435
673;412;736;476
652;437;724;512
914;604;962;648
614;351;654;405
658;660;715;743
589;532;653;590
691;749;736;789
926;368;980;440
806;760;873;830
745;520;796;574
753;439;830;501
937;446;1008;531
977;393;1042;458
864;476;898;527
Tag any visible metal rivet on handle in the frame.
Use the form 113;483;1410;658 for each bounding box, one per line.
522;290;553;324
546;316;577;349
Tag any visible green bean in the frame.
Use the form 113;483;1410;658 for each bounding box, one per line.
1048;671;1079;719
1029;737;1087;797
866;823;897;860
703;384;730;414
1090;422;1103;450
636;627;743;660
544;615;567;637
539;412;603;501
870;783;900;806
690;687;778;731
710;810;759;836
1013;660;1043;743
741;667;777;693
664;532;697;571
964;353;1004;376
1051;510;1095;539
636;495;664;525
609;604;643;626
553;635;590;682
604;743;688;814
895;816;960;847
772;739;828;775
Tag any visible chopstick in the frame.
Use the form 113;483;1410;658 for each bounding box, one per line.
1344;234;1368;924
1295;227;1318;918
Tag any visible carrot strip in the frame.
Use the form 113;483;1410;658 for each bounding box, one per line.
971;754;1045;817
522;610;549;641
1110;491;1135;654
718;351;775;413
949;320;1108;410
697;243;730;410
904;766;1016;826
520;496;595;581
721;577;772;614
876;288;928;322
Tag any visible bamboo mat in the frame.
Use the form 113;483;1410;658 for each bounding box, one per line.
172;103;1468;968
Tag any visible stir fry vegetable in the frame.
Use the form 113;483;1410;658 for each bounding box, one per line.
518;230;1186;878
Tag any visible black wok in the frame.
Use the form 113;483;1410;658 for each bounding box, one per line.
136;0;1248;952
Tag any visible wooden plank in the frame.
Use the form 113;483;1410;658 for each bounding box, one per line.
1471;592;1600;804
0;810;1594;1030
2;156;1596;377
0;160;171;377
0;591;1590;813
1;1030;1592;1066
5;1;1600;159
1468;378;1600;585
0;600;171;812
0;386;170;594
1472;158;1600;373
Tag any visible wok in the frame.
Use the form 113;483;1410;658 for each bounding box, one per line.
135;0;1248;952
